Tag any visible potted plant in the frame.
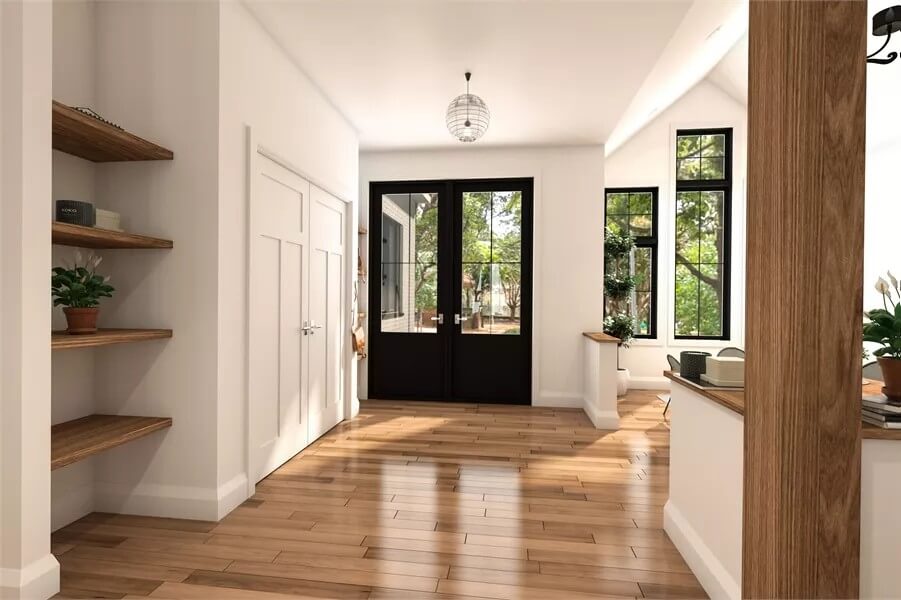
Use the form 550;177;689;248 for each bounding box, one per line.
863;271;901;398
603;227;637;396
51;252;115;334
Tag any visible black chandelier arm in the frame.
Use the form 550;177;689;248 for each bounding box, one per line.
868;28;896;63
869;51;899;65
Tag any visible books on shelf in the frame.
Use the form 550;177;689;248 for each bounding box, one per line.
861;394;901;428
863;394;901;414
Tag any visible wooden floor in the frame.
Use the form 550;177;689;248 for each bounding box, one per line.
52;390;706;599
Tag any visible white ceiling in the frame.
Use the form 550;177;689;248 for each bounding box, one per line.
244;0;693;150
707;32;748;106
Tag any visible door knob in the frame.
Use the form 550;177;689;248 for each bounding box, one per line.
430;314;444;325
454;314;463;325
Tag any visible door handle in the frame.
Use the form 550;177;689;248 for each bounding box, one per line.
309;320;323;334
430;314;444;325
454;314;462;325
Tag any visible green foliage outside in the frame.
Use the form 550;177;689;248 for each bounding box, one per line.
51;252;115;308
411;191;523;329
603;226;635;346
673;132;728;337
864;272;901;359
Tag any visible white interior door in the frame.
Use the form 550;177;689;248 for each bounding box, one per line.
249;155;310;483
308;185;346;440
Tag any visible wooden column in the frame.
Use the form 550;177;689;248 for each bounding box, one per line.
744;1;867;597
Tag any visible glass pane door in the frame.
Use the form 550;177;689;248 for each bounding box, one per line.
379;192;439;334
460;190;523;335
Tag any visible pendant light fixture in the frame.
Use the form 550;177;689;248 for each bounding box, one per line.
446;72;489;143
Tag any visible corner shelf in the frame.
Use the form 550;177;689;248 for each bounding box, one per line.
52;328;172;350
52;222;173;250
52;101;173;162
51;414;172;470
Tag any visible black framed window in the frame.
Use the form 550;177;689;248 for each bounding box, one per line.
604;187;658;338
674;128;732;339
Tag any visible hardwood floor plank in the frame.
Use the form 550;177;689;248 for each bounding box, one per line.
436;578;635;600
205;534;368;557
183;570;370;599
52;391;702;599
364;547;539;573
226;560;439;592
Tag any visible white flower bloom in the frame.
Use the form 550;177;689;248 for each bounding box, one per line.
889;271;899;292
876;277;891;295
74;250;83;266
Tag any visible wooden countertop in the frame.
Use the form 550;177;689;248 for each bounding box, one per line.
664;371;901;441
583;332;620;344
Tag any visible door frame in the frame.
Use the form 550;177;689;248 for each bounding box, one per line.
367;177;534;404
243;125;357;498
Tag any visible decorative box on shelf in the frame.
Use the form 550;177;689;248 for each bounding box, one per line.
95;208;123;232
701;356;745;387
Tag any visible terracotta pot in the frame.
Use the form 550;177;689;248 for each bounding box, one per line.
878;357;901;399
63;307;99;334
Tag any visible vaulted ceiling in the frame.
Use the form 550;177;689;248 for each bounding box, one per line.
244;0;694;150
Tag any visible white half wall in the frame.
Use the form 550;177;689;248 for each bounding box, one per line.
359;146;604;407
0;1;59;598
605;80;747;387
664;384;743;600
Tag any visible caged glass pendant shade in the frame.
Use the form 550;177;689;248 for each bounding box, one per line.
446;72;489;143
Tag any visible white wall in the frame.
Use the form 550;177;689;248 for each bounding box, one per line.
88;0;223;520
50;0;99;532
863;0;901;336
217;0;360;499
359;146;604;407
0;1;59;598
605;80;747;387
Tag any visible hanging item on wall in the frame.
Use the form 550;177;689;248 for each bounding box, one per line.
55;200;95;227
446;72;490;142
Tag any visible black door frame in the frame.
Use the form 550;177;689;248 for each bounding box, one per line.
367;177;534;404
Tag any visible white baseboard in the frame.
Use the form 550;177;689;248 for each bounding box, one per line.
216;472;250;519
628;376;670;390
534;390;583;408
95;473;249;522
583;401;619;430
664;501;740;600
0;553;60;600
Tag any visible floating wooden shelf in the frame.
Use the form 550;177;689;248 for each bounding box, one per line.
52;101;173;162
52;222;173;250
51;414;172;470
52;328;173;350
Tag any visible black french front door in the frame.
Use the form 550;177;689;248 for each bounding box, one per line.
368;178;533;404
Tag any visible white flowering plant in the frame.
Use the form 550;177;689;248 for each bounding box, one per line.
51;251;115;308
863;271;901;359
